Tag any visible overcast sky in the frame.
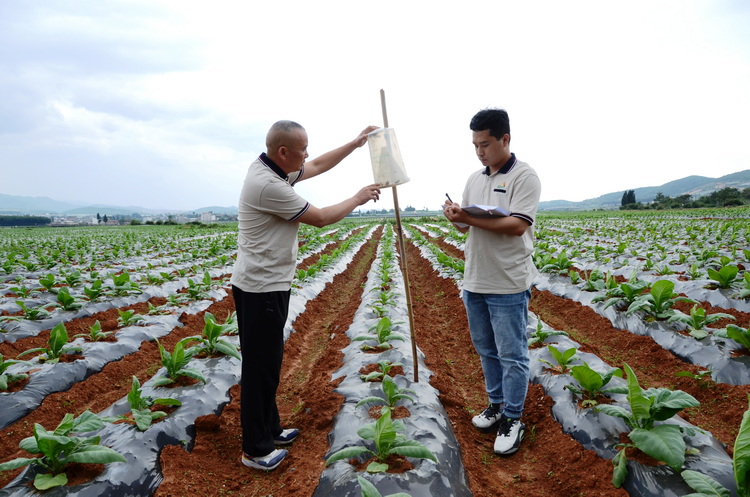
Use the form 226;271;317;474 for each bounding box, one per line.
1;1;749;212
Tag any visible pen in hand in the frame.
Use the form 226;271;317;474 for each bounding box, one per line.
445;193;453;204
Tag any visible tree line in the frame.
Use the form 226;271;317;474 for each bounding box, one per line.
621;187;750;210
0;215;52;226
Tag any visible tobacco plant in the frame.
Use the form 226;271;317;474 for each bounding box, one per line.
325;410;436;473
54;287;86;311
707;264;740;289
527;320;569;347
0;353;32;390
107;376;181;431
360;359;403;382
74;320;113;342
597;364;700;488
667;304;735;339
180;312;241;360
591;279;649;311
356;375;415;415
17;322;82;363
353;317;405;351
152;340;206;387
0;410;125;490
538;345;579;374
83;279;106;300
564;363;626;407
117;309;146;327
716;324;750;352
625;279;697;321
38;273;56;292
109;271;142;296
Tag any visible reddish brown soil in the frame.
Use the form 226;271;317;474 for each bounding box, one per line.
2;224;748;496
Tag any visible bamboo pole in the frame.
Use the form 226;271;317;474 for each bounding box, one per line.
379;89;419;383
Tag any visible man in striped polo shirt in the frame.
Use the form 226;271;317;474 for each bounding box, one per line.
443;108;541;456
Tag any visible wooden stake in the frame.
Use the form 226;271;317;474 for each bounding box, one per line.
379;89;419;383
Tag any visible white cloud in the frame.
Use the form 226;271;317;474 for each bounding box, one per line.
1;0;749;211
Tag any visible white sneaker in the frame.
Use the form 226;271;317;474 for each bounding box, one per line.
493;416;525;455
242;448;288;470
471;404;502;432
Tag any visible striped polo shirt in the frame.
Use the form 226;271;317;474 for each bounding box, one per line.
461;154;541;294
230;153;310;293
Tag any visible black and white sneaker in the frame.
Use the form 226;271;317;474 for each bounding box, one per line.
471;404;503;432
242;448;288;471
493;415;525;455
274;428;299;445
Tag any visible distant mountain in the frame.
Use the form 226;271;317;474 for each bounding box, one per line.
0;193;238;217
538;169;750;211
3;170;749;215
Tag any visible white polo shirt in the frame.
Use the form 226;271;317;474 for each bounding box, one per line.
230;154;309;293
461;155;541;294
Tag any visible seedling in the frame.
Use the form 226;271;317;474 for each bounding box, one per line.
538;345;579;374
152;340;206;387
0;411;125;490
707;264;739;289
74;320;113;342
353;317;405;351
83;279;106;300
54;287;86;312
360;359;403;382
109;271;142;296
118;309;146;327
38;273;57;292
180;312;241;360
356;375;415;415
564;363;626;407
15;301;51;321
675;369;713;388
625;279;697;321
527;320;569;347
0;353;33;390
668;304;735;339
592;279;649;311
325;409;436;473
108;376;181;430
17;322;83;363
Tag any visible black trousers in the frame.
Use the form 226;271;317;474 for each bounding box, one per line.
231;285;290;456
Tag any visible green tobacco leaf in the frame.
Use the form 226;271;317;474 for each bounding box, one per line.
734;395;750;497
391;439;437;461
681;469;730;497
0;456;37;472
366;460;389;473
612;449;628;488
64;444;126;465
629;424;686;470
325;445;371;466
34;472;68;490
623;364;650;428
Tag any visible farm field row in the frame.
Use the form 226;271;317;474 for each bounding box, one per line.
1;209;750;496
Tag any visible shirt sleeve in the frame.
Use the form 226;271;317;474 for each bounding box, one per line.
258;179;310;222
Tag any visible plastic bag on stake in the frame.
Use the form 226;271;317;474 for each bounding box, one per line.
367;128;409;187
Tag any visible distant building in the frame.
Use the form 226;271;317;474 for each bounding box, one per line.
200;212;216;223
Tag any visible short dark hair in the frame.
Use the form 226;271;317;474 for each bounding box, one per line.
470;108;510;141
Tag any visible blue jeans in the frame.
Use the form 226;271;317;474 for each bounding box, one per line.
462;288;531;419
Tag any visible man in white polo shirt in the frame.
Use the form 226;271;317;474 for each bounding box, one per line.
231;120;381;471
443;108;541;456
